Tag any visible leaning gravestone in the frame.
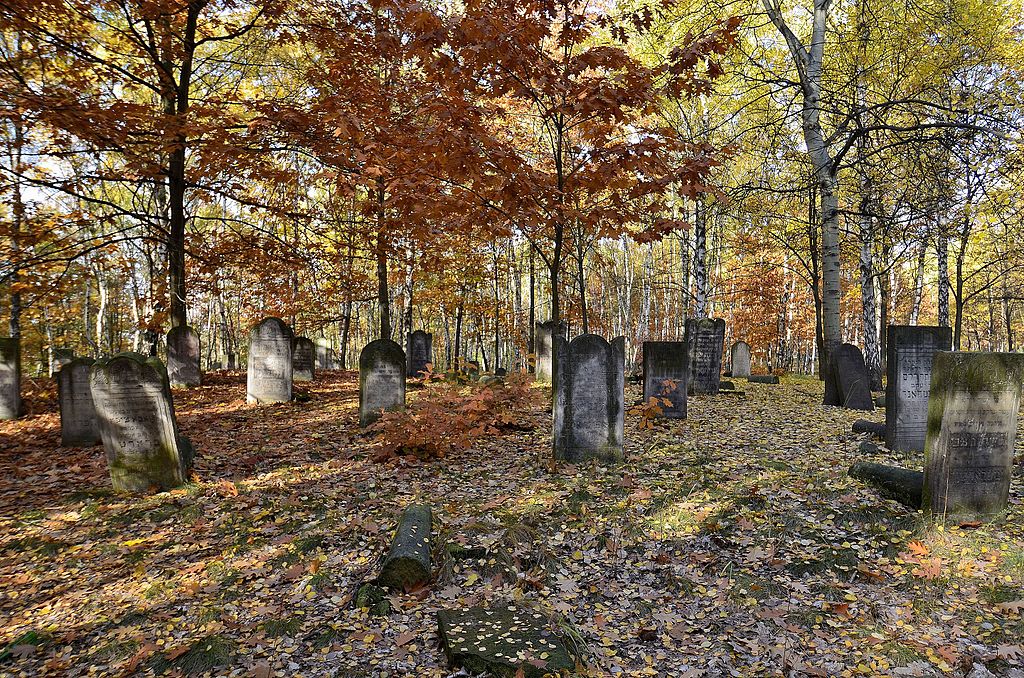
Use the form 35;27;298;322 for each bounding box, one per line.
885;325;952;452
824;343;874;410
642;341;688;418
57;357;101;446
90;353;193;492
246;318;293;404
292;336;315;382
407;330;433;378
0;338;20;419
922;352;1024;519
359;339;406;427
166;325;201;388
50;347;74;376
730;341;751;379
685;318;725;395
534;320;567;384
553;334;625;462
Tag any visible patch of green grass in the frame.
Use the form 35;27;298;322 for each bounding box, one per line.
263;616;303;637
17;508;46;525
148;634;235;675
293;533;325;554
3;536;70;557
91;638;140;663
0;630;51;662
142;581;171;600
879;640;926;666
785;546;859;577
308;624;343;649
308;570;332;591
981;582;1023;604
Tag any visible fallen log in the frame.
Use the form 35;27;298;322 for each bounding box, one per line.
378;504;433;591
848;461;922;509
852;419;886;438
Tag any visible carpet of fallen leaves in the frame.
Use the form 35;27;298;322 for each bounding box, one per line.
1;371;1023;677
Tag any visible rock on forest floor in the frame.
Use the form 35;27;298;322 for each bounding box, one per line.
0;371;1022;677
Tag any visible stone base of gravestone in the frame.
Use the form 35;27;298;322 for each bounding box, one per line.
437;606;575;678
923;352;1024;519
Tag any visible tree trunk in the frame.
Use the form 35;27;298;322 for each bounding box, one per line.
936;228;950;329
858;201;881;389
693;200;708;317
910;240;926;324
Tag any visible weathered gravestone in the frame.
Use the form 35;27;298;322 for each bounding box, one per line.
922;352;1024;519
359;339;406;427
885;325;952;452
50;347;74;376
315;339;333;370
685;318;725;395
292;336;315;382
407;330;433;378
0;338;20;420
553;334;625;463
166;325;201;388
642;341;688;419
57;357;101;446
534;320;567;384
246;318;293;404
731;341;752;379
823;343;874;410
90;353;193;492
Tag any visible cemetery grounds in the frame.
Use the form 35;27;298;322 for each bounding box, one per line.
1;372;1023;677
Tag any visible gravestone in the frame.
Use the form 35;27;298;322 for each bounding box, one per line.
553;334;625;463
246;318;293;404
90;353;193;492
534;320;567;384
685;318;725;395
824;343;874;410
922;352;1024;519
50;347;74;376
0;338;20;420
57;357;101;446
166;325;201;388
315;339;333;370
359;339;406;427
885;325;952;452
407;330;433;378
292;336;316;382
642;341;688;419
730;341;751;379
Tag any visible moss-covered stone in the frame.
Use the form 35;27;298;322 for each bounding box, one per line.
377;504;432;591
437;605;575;678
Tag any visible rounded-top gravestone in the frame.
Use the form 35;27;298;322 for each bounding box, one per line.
166;325;201;388
359;339;406;427
730;341;751;379
91;353;193;492
292;336;316;382
58;357;101;447
247;318;294;404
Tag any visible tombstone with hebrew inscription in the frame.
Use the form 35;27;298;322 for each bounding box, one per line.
359;339;406;427
730;341;751;379
642;341;687;419
247;318;294;404
91;353;193;492
535;320;567;384
0;338;20;420
885;326;951;452
685;318;725;395
922;352;1024;519
167;325;201;388
292;336;316;382
58;357;101;447
407;330;433;378
553;334;625;463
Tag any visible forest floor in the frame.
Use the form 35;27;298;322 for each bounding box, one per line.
0;371;1023;677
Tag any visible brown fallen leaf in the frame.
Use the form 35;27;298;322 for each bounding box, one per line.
251;660;271;678
394;631;417;646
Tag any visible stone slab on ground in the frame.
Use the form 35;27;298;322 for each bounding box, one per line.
437;605;575;678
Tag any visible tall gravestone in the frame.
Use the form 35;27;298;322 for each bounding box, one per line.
359;339;406;427
58;357;101;446
0;338;20;420
824;343;874;410
922;352;1024;519
292;336;316;382
685;318;725;395
407;330;433;378
730;341;751;379
315;339;334;370
166;325;201;388
553;334;625;463
535;320;567;384
90;353;193;492
50;347;74;376
642;341;688;419
246;318;293;404
886;326;952;452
